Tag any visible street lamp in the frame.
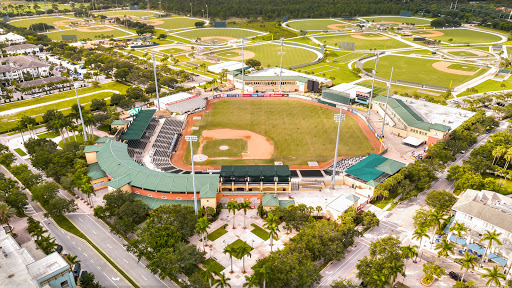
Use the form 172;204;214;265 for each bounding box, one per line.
151;54;160;110
74;83;88;142
381;67;394;137
331;109;345;190
185;135;198;216
241;38;246;93
190;3;192;17
367;53;379;120
278;38;285;93
206;5;208;20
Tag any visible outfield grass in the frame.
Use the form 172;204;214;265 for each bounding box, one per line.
14;148;27;156
45;26;132;41
297;61;360;85
204;258;224;275
148;17;199;30
215;43;319;68
313;33;411;50
360;16;431;25
9;16;82;28
412;28;502;44
448;63;480;72
0;82;128;114
226;239;253;259
230;20;299;41
363;55;487;87
94;10;160;17
286;37;318;47
207;224;228;241
395;49;434;55
202;139;247;158
187;98;375;166
446;50;481;57
172;28;262;41
358;79;449;102
287;19;350;31
160;47;185;54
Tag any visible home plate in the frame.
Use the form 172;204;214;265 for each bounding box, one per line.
193;154;208;162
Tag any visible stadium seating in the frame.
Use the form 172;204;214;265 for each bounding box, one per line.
150;118;186;173
166;97;207;115
327;156;366;174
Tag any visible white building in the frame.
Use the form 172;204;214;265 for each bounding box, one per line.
155;91;195;108
0;55;50;83
4;44;39;55
0;32;26;45
208;61;248;74
325;194;360;221
451;189;512;266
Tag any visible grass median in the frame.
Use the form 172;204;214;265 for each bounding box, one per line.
53;215;140;288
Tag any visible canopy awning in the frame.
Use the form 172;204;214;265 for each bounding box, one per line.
402;136;424;147
488;253;507;266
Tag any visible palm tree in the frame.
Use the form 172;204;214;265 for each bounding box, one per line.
236;243;252;273
0;203;15;231
30;225;47;241
259;264;269;288
492;146;506;165
504;148;512;170
388;260;405;285
238;200;251;229
226;201;239;229
481;265;506;288
480;230;503;262
450;221;468;242
412;227;430;261
213;273;231;288
399;245;418;282
65;254;81;265
428;210;447;236
243;274;258;288
435;239;456;262
15;121;25;143
196;217;210;251
460;252;478;282
223;246;236;273
201;265;216;287
264;214;280;251
370;273;390;288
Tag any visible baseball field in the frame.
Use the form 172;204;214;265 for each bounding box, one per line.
313;33;412;50
184;98;376;166
45;26;133;40
412;28;503;44
143;17;199;30
360;16;431;25
9;16;83;28
172;28;262;42
214;43;319;68
287;19;350;31
362;55;488;87
94;10;161;17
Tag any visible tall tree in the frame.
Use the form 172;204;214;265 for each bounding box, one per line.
213;273;231;288
435;239;456;262
412;227;430;261
196;217;211;252
481;265;506;288
480;230;502;262
263;214;279;251
223;245;236;273
226;201;239;229
239;200;251;229
460;252;477;282
0;202;15;231
236;243;252;274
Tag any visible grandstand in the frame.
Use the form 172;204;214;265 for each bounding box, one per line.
326;156;366;174
150;118;185;172
166;97;208;114
127;118;158;165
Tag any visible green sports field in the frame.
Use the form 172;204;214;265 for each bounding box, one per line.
363;55;487;87
146;17;199;30
314;33;411;50
9;16;82;28
160;47;186;54
45;26;133;41
445;50;483;57
287;19;350;31
94;10;160;17
413;29;502;44
172;28;262;41
360;16;431;25
202;139;247;158
214;43;319;68
187;98;375;165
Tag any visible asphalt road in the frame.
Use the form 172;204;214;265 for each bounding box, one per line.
318;120;509;286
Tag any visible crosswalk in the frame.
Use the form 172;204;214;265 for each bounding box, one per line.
24;204;37;216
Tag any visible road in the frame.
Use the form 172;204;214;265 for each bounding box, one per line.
318;120;508;286
1;135;179;288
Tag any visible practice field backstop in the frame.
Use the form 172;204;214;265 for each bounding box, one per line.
400;11;412;17
213;21;227;28
339;41;355;51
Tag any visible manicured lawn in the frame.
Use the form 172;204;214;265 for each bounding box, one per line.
358;80;449;102
287;19;350;31
297;61;360;85
202;139;247;158
360;16;432;25
412;28;502;44
45;26;133;41
371;192;399;209
457;79;511;97
58;134;98;148
363;55;487;87
446;50;481;57
214;43;319;68
250;223;272;241
448;63;480;72
0;82;128;113
286;37;319;47
226;239;253;259
94;10;161;17
187;98;375;165
395;49;435;55
148;17;199;30
173;28;262;41
483;173;512;195
203;258;224;275
160;47;185;54
9;16;83;28
313;33;412;50
230;20;299;40
14;148;27;156
207;224;228;241
36;131;60;139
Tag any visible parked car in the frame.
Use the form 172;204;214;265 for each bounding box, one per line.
448;271;466;282
72;263;81;279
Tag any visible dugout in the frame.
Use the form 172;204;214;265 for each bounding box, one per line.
219;165;291;193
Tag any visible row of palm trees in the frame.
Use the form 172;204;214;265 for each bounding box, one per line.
226;200;252;229
223;243;253;274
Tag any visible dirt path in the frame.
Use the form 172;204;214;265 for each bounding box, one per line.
327;23;349;29
76;26;115;32
350;34;389;40
432;61;477;76
197;128;274;159
416;30;444;37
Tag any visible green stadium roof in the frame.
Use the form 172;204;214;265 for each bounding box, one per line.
87;162;107;180
220;165;291;178
84;145;102;153
90;140;219;194
262;194;280;207
373;95;451;132
121;109;156;141
234;74;311;83
322;89;351;105
111;120;129;125
96;137;113;144
132;194;197;209
345;154;405;182
279;199;295;208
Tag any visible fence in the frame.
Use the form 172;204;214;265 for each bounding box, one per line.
270;41;325;69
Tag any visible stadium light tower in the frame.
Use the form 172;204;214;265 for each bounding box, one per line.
367;53;379;120
381;67;394;137
278;38;285;93
331;109;345;190
206;5;208;20
74;83;88;142
185;135;199;216
241;38;245;93
152;54;161;110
